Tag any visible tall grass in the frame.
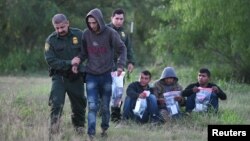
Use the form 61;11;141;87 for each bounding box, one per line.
0;68;249;141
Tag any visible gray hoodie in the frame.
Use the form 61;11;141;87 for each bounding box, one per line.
80;8;127;75
160;67;178;81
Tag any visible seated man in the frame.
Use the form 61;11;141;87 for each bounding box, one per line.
122;70;160;123
153;66;185;121
182;68;227;113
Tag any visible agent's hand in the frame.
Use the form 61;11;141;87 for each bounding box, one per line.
71;57;80;65
192;86;199;93
212;86;219;94
127;63;134;73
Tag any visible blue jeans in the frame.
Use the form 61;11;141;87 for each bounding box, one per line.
185;93;219;113
122;94;159;123
86;72;112;135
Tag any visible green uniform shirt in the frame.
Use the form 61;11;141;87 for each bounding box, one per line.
44;27;83;71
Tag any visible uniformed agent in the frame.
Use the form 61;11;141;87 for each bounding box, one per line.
107;8;135;72
107;8;136;122
44;13;86;138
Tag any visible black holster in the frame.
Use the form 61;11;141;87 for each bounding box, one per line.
48;67;81;82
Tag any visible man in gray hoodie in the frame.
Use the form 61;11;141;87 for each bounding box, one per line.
72;8;127;140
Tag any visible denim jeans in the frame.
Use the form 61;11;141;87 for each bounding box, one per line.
185;93;219;112
86;72;112;135
122;94;159;123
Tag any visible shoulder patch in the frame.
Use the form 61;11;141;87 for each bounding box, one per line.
45;43;50;51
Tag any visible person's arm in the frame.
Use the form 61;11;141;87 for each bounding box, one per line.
125;33;135;72
152;81;163;99
174;83;186;106
211;84;227;100
181;83;197;97
152;81;166;107
44;40;71;71
112;31;127;71
71;32;88;73
126;82;140;99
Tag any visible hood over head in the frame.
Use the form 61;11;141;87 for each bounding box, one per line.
160;67;178;81
86;8;106;33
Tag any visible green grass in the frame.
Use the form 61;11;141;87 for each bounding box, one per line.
0;68;249;141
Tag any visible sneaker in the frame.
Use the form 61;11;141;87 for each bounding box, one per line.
101;128;108;137
111;107;122;122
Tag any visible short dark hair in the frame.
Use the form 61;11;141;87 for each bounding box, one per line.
112;8;125;17
199;68;211;77
141;70;151;78
52;14;68;24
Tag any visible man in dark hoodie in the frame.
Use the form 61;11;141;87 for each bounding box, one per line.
72;8;127;140
182;68;227;113
153;67;185;121
107;8;135;122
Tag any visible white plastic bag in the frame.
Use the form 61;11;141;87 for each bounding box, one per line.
133;98;147;119
110;71;126;107
163;91;181;116
193;87;212;112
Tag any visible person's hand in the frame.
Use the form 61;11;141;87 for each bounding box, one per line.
212;86;219;94
116;67;123;76
192;86;199;93
157;98;165;105
139;92;147;99
174;96;182;102
72;65;78;74
71;57;80;65
127;63;134;73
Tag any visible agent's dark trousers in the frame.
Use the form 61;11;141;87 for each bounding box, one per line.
49;75;86;133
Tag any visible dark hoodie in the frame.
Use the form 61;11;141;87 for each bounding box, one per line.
153;67;183;99
79;8;127;75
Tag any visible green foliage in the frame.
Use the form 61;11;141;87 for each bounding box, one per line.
1;0;58;52
219;109;243;124
149;0;250;83
1;0;250;84
0;48;46;73
0;0;160;74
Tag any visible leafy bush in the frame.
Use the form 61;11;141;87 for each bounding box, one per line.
0;48;47;74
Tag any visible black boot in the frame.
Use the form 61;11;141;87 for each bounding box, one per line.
111;107;121;122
